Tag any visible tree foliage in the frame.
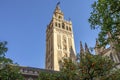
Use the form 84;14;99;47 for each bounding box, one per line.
0;64;24;80
38;58;78;80
0;41;24;80
39;71;62;80
0;41;12;64
60;58;78;80
78;53;115;80
0;41;7;56
89;0;120;51
38;52;120;80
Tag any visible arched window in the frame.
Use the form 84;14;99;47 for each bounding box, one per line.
58;23;60;28
69;27;71;31
66;26;68;30
55;22;57;27
62;23;65;29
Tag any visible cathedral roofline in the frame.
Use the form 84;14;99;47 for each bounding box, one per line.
99;47;111;55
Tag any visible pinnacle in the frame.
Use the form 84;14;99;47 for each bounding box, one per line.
54;2;62;14
85;43;90;53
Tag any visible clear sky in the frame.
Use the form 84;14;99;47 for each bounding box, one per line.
0;0;99;69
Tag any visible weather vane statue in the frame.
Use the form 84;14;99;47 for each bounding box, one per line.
56;1;60;6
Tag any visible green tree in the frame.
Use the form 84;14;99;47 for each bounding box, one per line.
0;64;24;80
103;69;120;80
78;53;115;80
38;52;119;80
60;58;78;80
89;0;120;51
60;52;120;80
39;56;120;80
0;41;12;64
0;41;24;80
38;71;62;80
88;0;120;79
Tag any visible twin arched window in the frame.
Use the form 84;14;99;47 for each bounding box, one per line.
55;22;71;31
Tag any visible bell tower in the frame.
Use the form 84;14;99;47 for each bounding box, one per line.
45;3;76;71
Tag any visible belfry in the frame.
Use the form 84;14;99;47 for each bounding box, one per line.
45;3;76;71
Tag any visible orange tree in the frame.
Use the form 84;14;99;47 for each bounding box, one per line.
77;53;115;80
38;71;62;80
38;52;120;80
38;58;78;80
60;58;78;80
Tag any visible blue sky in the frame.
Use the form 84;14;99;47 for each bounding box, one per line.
0;0;99;69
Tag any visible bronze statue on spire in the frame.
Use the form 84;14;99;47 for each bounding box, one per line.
56;1;60;6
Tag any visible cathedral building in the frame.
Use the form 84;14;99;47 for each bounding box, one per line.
94;35;120;68
45;3;76;71
6;3;119;80
18;3;76;80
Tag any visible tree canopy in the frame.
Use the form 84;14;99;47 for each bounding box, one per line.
89;0;120;51
0;41;24;80
38;52;120;80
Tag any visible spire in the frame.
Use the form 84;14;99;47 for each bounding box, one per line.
80;41;85;60
95;39;100;55
95;38;105;51
54;2;61;13
85;43;90;54
53;2;64;20
94;39;105;55
80;41;84;54
54;2;63;15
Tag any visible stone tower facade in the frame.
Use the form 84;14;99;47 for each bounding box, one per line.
45;4;76;71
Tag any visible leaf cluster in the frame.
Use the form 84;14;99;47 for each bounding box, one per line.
0;41;24;80
0;64;24;80
78;53;114;80
38;53;120;80
89;0;120;51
